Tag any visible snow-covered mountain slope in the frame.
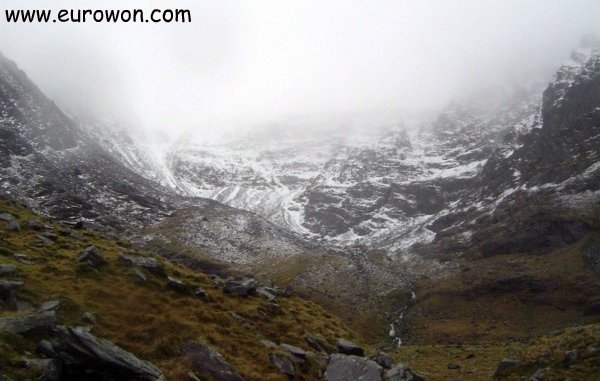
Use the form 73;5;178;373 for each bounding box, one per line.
0;51;321;267
83;38;599;265
90;85;542;253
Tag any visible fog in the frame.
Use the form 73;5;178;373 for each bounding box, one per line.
1;0;600;139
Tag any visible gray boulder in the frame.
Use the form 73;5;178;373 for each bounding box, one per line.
49;325;165;381
0;264;17;277
0;213;16;222
27;219;44;231
77;246;105;267
260;339;278;349
337;338;365;356
181;340;245;381
6;220;20;232
166;276;190;294
325;353;383;381
268;353;295;377
38;300;61;312
280;343;307;363
0;311;56;334
223;278;257;297
256;287;277;301
385;363;425;381
118;254;166;277
370;352;394;369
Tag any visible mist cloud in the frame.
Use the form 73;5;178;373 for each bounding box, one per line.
1;0;600;137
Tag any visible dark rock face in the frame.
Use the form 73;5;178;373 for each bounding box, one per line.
428;42;600;259
336;338;365;356
325;353;383;381
181;340;245;381
48;326;165;381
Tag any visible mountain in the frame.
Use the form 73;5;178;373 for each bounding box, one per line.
1;36;599;380
0;52;321;270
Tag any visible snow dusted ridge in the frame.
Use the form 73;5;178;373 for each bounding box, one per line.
72;37;598;259
90;85;543;253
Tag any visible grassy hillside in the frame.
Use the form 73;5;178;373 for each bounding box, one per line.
0;197;360;380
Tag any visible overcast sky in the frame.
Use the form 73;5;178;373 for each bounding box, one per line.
1;0;600;137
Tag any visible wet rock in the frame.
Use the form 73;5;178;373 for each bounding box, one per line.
166;276;189;294
77;246;104;267
493;359;521;377
223;278;257;297
181;340;245;381
0;311;56;334
27;219;44;231
118;254;166;277
370;352;394;369
0;264;17;277
268;353;295;377
385;363;425;381
38;300;61;312
325;353;383;381
49;325;166;381
336;338;365;356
